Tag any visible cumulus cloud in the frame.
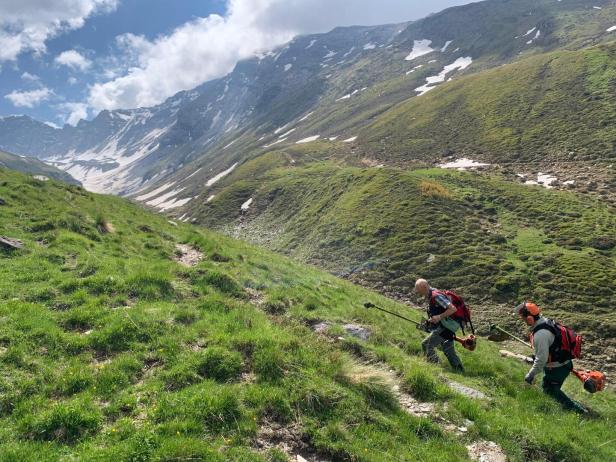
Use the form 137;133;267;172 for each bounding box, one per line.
55;49;92;71
89;0;471;111
58;102;89;126
0;0;118;62
5;87;53;108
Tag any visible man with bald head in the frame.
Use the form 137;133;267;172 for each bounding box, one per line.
415;279;464;372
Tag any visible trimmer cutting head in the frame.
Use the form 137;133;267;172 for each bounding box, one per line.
487;324;510;342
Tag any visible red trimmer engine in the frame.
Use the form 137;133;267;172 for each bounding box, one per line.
573;369;607;394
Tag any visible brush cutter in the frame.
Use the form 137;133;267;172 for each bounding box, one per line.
488;324;606;393
363;302;477;351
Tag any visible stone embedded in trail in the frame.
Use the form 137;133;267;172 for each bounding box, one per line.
342;323;371;341
0;236;23;250
446;379;489;400
393;384;435;417
467;441;507;462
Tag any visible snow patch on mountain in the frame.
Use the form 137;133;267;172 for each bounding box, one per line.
526;173;558;188
406;65;423;75
206;163;238;187
146;187;186;208
526;30;541;45
264;137;288;148
49;123;172;194
274;123;291;135
241;198;253;211
279;128;296;138
439;158;489;170
298;112;314;122
415;57;473;95
343;47;355;58
158;196;194;212
185;168;202;181
296;135;320;144
405;40;434;61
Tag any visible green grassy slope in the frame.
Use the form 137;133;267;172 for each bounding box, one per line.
0;168;615;461
185;148;616;366
358;44;616;195
0;150;80;186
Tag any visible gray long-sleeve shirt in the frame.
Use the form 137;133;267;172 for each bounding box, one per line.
528;318;571;378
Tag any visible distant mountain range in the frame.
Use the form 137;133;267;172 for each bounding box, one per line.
1;0;615;202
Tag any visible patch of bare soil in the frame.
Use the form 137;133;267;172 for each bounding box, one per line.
245;287;266;306
173;244;203;267
254;421;330;462
467;440;507;462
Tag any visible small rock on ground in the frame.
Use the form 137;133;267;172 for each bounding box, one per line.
342;323;371;341
0;236;23;250
467;441;507;462
174;244;204;267
446;379;488;400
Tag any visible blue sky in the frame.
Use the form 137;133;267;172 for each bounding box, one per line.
0;0;472;127
0;1;226;126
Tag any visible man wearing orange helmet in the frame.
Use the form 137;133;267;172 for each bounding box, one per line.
516;302;587;413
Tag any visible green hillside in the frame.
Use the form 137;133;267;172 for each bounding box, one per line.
0;150;80;186
0;168;614;461
181;146;616;369
358;43;616;202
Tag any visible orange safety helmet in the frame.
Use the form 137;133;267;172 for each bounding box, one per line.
516;301;541;324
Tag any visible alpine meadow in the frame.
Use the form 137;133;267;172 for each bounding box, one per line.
0;0;615;461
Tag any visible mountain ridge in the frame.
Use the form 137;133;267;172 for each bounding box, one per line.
3;0;616;199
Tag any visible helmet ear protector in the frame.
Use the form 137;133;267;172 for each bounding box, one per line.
518;302;541;324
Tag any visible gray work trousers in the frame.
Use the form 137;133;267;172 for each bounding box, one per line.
421;326;463;369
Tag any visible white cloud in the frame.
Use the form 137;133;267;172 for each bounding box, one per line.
55;49;92;71
5;87;52;108
21;71;40;81
58;102;89;126
68;76;79;85
0;0;118;62
88;0;472;111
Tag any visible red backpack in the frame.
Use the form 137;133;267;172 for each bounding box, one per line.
444;290;475;335
533;319;583;361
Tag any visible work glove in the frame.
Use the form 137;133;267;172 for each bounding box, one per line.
524;373;535;385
